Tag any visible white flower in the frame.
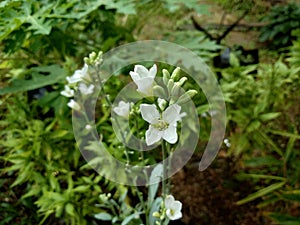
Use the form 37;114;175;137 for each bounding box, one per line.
85;124;92;130
140;103;186;145
67;99;81;111
164;195;182;220
67;64;89;84
224;138;231;148
60;85;74;97
79;83;94;95
113;101;131;119
129;64;157;95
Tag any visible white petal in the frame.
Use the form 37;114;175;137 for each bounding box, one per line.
163;104;183;125
61;85;74;97
149;64;157;78
135;77;154;95
66;73;82;84
67;99;80;111
164;195;175;209
81;64;89;76
129;71;141;84
140;104;159;124
165;195;183;220
145;126;162;146
162;125;178;144
171;200;182;212
134;65;149;78
166;209;182;220
113;101;130;118
79;83;94;95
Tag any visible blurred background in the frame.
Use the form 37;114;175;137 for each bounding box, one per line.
0;0;300;224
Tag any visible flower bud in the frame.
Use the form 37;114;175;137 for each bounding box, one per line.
177;77;188;86
162;69;170;85
171;67;181;80
152;212;160;218
167;79;174;94
186;89;198;98
153;85;167;99
171;83;181;99
176;90;198;104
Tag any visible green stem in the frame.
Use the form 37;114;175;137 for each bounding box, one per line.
162;140;167;198
166;143;172;194
94;66;130;164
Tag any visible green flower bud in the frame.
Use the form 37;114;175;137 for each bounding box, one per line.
177;90;198;104
171;83;181;99
167;79;174;94
177;77;188;86
162;69;170;85
152;212;160;218
153;85;167;99
171;67;181;80
187;89;198;98
84;51;103;66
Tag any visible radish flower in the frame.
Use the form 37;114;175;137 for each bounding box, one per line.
61;85;74;97
67;64;89;84
129;64;157;95
79;83;94;95
165;195;182;220
67;99;81;111
140;103;186;145
113;101;131;119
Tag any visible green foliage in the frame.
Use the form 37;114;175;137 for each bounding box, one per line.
259;3;300;48
217;38;300;224
169;30;222;61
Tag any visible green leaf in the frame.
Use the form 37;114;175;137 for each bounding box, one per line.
236;173;286;181
27;15;52;35
121;212;142;225
148;164;163;207
269;212;300;225
236;181;286;205
259;112;281;122
149;197;162;225
0;65;66;95
282;190;300;202
94;212;112;221
267;129;300;139
65;203;75;216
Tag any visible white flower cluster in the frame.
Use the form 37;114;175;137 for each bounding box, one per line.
113;64;189;146
61;52;102;111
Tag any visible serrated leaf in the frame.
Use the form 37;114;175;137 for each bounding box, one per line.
27;15;52;35
0;65;66;95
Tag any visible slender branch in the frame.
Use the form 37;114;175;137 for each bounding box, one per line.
216;10;250;43
191;15;215;40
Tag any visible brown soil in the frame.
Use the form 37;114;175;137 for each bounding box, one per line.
171;153;271;225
